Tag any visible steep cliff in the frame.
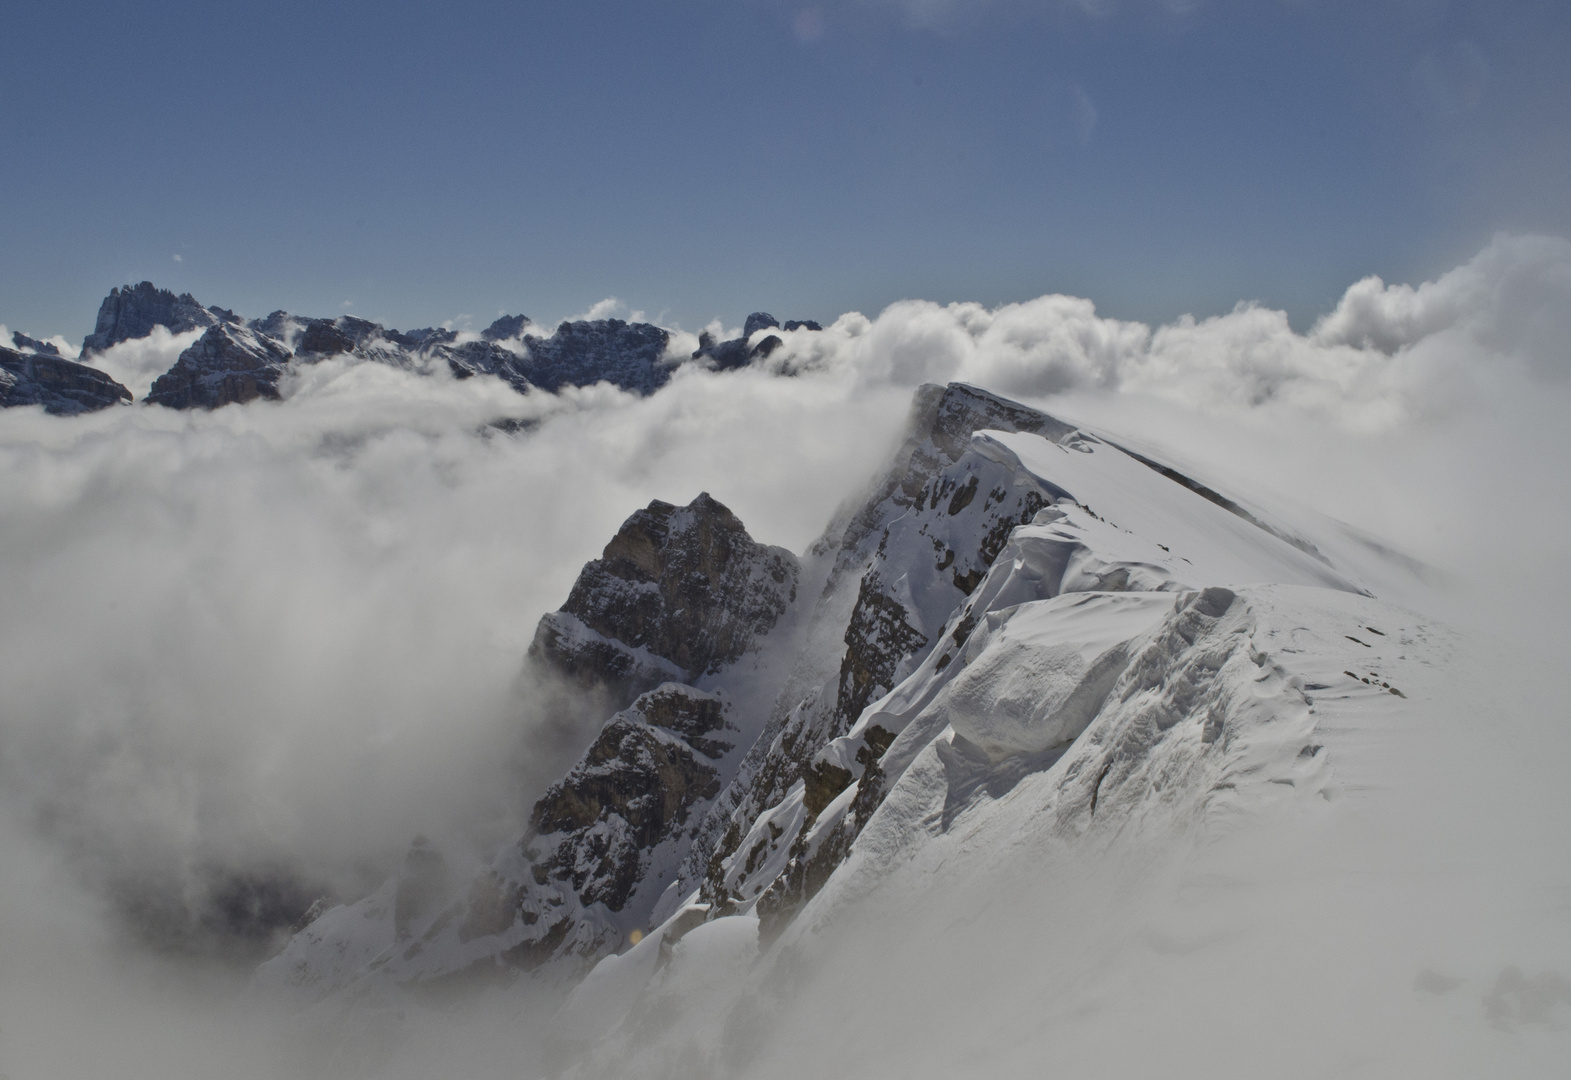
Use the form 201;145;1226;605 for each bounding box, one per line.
81;281;234;354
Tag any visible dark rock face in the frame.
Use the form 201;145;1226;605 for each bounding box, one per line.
82;281;229;354
424;318;670;397
145;324;292;409
10;331;61;356
828;570;934;741
294;319;356;357
0;346;132;414
743;312;780;337
520;319;671;393
294;316;386;358
692;312;819;371
528;686;730;912
531;493;799;702
482;314;529;341
441;338;529;383
350;684;741;978
389;326;458;349
197;867;324;954
250;311;299;343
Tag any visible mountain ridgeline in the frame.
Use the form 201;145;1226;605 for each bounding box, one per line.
259;380;1416;1027
0;282;824;414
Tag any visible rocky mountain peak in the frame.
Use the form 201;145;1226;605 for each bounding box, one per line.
81;281;232;355
0;346;132;414
526;684;733;914
482;314;529;341
692;312;820;372
914;381;1077;463
292;316;385;358
521;319;672;394
530;493;800;701
10;331;61;356
743;312;780;337
144;324;292;410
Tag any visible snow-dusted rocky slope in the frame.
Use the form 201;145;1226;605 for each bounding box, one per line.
0;342;132;415
258;382;1438;1038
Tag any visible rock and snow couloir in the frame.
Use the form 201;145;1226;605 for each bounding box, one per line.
258;380;1438;1029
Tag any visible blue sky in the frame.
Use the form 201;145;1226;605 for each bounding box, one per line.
3;0;1567;340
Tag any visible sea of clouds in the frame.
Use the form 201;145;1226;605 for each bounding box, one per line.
0;233;1567;1077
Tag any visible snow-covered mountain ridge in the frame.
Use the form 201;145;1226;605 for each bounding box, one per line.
258;379;1439;1041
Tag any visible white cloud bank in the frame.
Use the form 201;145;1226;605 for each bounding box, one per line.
761;233;1571;430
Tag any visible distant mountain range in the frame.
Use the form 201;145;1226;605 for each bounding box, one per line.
1;281;822;414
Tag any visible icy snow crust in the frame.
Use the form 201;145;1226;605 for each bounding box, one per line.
261;383;1442;1056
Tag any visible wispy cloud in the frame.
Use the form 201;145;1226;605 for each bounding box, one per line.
1071;83;1098;143
571;297;625;322
794;5;826;40
860;0;1204;30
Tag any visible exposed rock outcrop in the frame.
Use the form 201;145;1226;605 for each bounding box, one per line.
10;331;61;356
293;316;382;358
517;319;671;393
692;311;819;371
530;492;800;704
0;346;132;414
482;314;530;341
144;324;292;409
81;281;234;354
528;685;731;914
